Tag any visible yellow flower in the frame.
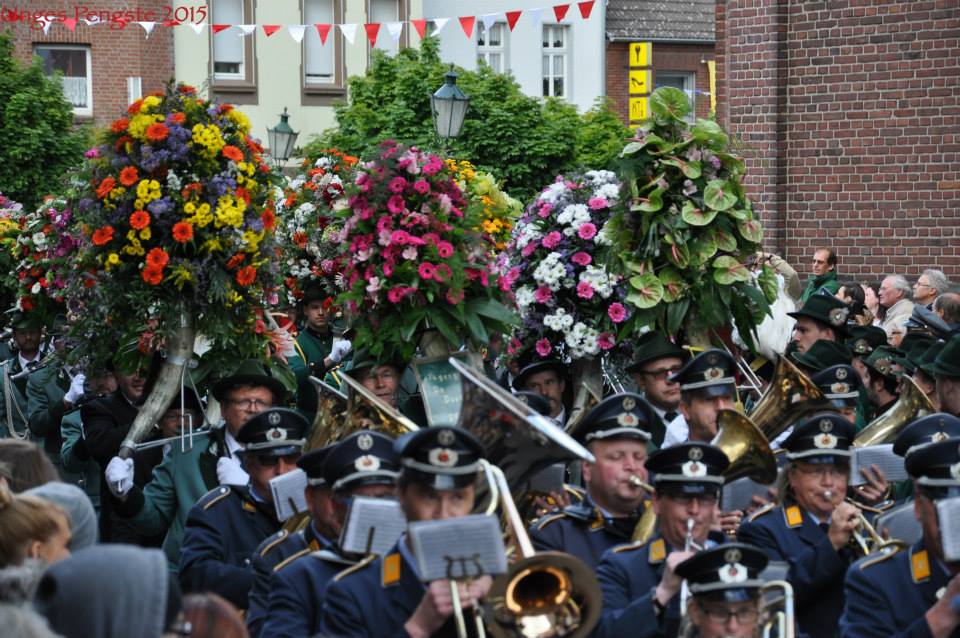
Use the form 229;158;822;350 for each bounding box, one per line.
226;109;251;134
241;229;264;253
184;202;196;214
191;123;225;156
214;194;245;228
128;113;163;141
200;238;223;254
197;203;211;216
106;253;120;267
170;265;194;290
139;227;151;241
139;95;161;113
134;199;145;210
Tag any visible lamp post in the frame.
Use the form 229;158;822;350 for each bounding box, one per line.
267;107;299;170
430;66;469;144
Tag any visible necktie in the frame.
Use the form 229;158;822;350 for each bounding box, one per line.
664;411;678;422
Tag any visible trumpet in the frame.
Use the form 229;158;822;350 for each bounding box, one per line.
628;476;658;545
679;518;704;617
821;492;904;556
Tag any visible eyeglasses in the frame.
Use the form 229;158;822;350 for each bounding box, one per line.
638;367;681;381
795;465;847;479
699;604;759;624
668;493;718;506
228;398;271;410
914;281;932;289
251;452;302;467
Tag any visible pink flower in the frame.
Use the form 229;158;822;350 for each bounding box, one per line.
588;197;608;210
608;302;627;323
390;229;410;245
387;287;414;303
388;176;408;193
521;241;539;257
535;339;553;357
534;285;552;303
422;157;443;176
571;252;592;266
537;202;553;218
504;267;521;287
402;246;418;260
383;262;394;277
577;223;597;240
84;147;100;158
356;172;371;192
418;262;436;279
542;231;562;249
598;333;615;350
436;241;454;258
376;216;393;233
446;288;465;304
366;276;382;295
413;179;431;194
507;338;521;355
435;263;452;282
387;195;406;214
576;281;594;300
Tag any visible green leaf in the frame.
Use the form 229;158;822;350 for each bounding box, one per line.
756;265;779;304
703;179;738;211
737;218;764;244
658;267;687;303
711;228;738;252
430;311;461;349
712;256;752;285
681;200;719;226
627;273;664;309
621;141;645;157
659;157;702;179
400;310;424;343
725;208;750;221
666;297;691;336
664;240;691;269
691;119;729;148
690;234;719;265
465;298;519;325
650;87;692;121
636;187;664;213
464;310;489;345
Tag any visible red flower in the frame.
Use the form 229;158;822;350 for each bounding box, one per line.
129;210;150;230
127;99;143;115
111;117;129;133
178;85;196;95
235;266;256;286
96;177;116;200
219;104;234;114
114;135;133;152
146;248;169;268
141;266;164;286
235;187;250;204
169;112;186;125
145;123;169;142
226;253;245;270
260;209;276;230
222;145;243;162
92;226;114;246
172;222;193;243
19;296;33;312
119;166;139;187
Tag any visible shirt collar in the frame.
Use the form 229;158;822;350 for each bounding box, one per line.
398;533;421;581
224;429;243;455
17;353;39;370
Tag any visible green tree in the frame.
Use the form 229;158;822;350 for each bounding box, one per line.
0;32;89;210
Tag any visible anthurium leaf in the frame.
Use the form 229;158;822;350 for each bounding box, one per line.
715;152;746;176
650;87;692;121
627;273;664;309
690;234;718;265
658;267;687;303
737;218;764;244
703;179;738;211
665;239;690;269
681;200;718;226
621;141;646;157
660;157;702;180
691;119;729;148
756;265;779;303
711;228;738;252
636;187;664;213
623;259;648;274
712;255;752;284
725;208;750;221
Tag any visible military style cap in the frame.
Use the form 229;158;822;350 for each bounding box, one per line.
211;359;287;403
917;343;946;379
845;325;889;357
791;339;852;373
515;391;551;416
863;346;904;380
299;282;332;306
810;365;861;408
572;393;656;444
646;442;729;492
788;294;851;336
236;407;308;454
624;331;688;374
512;358;567;393
905;436;960;487
669;349;736;398
396;426;485;490
320;431;400;492
675;543;769;602
6;308;42;331
344;348;405;379
893;413;960;458
782;412;854;462
297;445;334;486
928;334;960;379
898;334;938;375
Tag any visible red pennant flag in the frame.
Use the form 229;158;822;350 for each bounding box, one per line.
63;17;77;31
364;22;381;46
410;18;427;39
458;15;475;38
577;0;596;19
315;23;332;44
553;4;570;22
212;24;232;34
162;19;180;27
262;24;281;37
505;11;522;31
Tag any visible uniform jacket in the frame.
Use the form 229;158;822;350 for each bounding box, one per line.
0;356;34;439
58;409;101;512
529;494;642;569
179;483;281;609
25;362;70;461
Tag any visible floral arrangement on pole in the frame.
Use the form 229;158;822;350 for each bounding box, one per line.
276;149;358;306
446;159;522;251
335;141;517;362
66;84;281;456
608;87;776;349
0;193;26;312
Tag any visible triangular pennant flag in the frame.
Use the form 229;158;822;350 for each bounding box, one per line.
553;4;570;21
40;17;53;35
528;7;542;25
162;20;180;27
262;24;281;37
315;23;332;44
458;16;475;38
63;17;77;31
287;25;305;43
386;22;403;42
505;10;522;31
410;18;427;39
578;0;596;19
82;16;102;26
137;21;156;36
212;24;232;34
237;24;256;36
480;14;497;34
364;23;381;46
189;23;206;35
339;23;358;45
433;17;450;33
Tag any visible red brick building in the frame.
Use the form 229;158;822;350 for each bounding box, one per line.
6;0;175;127
716;0;960;280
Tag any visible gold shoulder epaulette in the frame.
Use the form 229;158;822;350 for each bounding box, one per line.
612;541;644;554
333;554;376;583
259;530;289;557
274;548;311;573
201;486;231;511
535;512;567;530
747;502;775;522
860;544;904;570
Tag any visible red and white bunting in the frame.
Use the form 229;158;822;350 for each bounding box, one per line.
287;25;305;43
364;23;381;46
339;23;358;45
505;11;522;31
577;0;595;19
553;4;570;21
410;18;427;38
316;23;332;45
458;15;475;38
262;24;281;37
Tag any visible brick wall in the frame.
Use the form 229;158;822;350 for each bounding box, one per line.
717;0;960;281
7;0;175;127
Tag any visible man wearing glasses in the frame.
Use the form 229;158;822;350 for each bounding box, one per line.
913;269;950;310
626;331;689;448
179;407;308;609
344;349;427;425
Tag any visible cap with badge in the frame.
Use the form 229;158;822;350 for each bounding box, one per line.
675;543;769;602
297;445;334;486
624;331;688;374
863;346;904;380
846;325;889;358
893;413;960;458
810;365;862;409
927;334;960;380
669;349;736;398
788;294;851;336
514;391;551;416
571;393;656;445
791;339;852;373
321;431;401;492
396;426;485;490
781;412;854;462
236;407;308;455
904;436;960;488
344;348;405;379
645;442;729;494
6;308;43;331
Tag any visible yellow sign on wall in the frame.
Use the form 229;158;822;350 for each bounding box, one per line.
629;42;651;68
628;69;651;95
629;97;649;122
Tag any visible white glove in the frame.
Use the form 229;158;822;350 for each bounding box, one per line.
105;456;134;498
64;373;86;404
217;455;249;486
328;338;352;364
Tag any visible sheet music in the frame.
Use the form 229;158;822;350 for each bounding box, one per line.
849;444;907;486
340;497;407;557
408;514;508;582
269;469;307;522
937;497;960;562
722;477;771;512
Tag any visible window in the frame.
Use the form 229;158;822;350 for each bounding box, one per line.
35;45;92;117
368;0;403;54
477;22;506;73
655;72;696;120
542;25;568;98
209;0;256;94
127;77;142;104
304;0;336;85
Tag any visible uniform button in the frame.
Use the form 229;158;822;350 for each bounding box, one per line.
245;558;251;565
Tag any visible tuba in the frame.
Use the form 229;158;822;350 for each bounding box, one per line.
853;375;935;447
759;580;796;638
748;356;832;440
712;410;778;485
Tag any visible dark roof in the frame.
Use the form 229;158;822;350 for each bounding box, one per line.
606;0;716;43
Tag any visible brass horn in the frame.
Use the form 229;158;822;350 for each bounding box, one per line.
748;356;832;440
712;410;778;485
854;375;935;447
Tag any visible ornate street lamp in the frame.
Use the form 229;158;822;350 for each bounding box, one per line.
430;66;469;140
267;107;299;169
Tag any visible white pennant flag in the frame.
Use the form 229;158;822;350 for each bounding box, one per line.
238;24;256;36
39;16;53;34
287;25;306;43
137;21;156;36
527;8;542;26
339;23;358;45
189;23;205;35
386;21;403;42
83;16;102;26
480;14;498;34
432;17;449;33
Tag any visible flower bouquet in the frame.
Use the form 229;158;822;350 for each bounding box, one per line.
0;193;26;313
608;87;776;349
446;159;522;250
335;141;516;362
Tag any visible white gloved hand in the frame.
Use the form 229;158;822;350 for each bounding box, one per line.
217;455;249;486
105;456;134;498
64;373;86;404
328;338;352;364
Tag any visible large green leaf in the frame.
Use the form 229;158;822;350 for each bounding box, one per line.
621;141;646;157
737;218;764;244
715;152;746;177
635;187;664;213
666;297;691;335
627;273;664;309
712;256;752;285
663;235;691;269
725;208;750;221
660;156;702;179
756;265;778;304
658;267;687;303
465;298;519;325
691;119;729;148
690;234;719;265
650;87;692;121
400;309;425;343
464;310;489;345
430;311;461;348
681;200;718;226
703;179;738;211
711;228;738;252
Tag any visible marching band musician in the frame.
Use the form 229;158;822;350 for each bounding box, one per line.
626;331;690;447
512;358;569;427
594;441;730;638
530;392;656;568
663;349;737;447
787;294;851;355
811;364;864;425
737;413;860;637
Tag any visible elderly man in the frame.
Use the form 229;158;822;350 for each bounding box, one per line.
879;275;916;346
935;292;960;330
626;331;689;447
913;269;950;309
800;247;841;303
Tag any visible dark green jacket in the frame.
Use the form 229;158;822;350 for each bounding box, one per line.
800;271;841;303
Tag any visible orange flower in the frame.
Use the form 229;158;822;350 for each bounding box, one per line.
235;187;250;204
119;166;139;187
20;296;33;312
172;222;194;243
146;247;169;268
222;145;243;162
129;210;150;230
92;226;114;246
178;85;196;95
235;266;256;286
127;99;143;115
96;177;116;200
292;232;307;249
111;117;129;133
141;265;164;285
114;135;133;152
169;112;186;125
260;209;276;230
145;123;169;142
219;104;234;114
226;253;245;270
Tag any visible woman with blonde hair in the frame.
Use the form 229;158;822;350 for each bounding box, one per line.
0;483;71;568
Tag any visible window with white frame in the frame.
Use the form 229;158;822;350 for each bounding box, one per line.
35;45;92;116
655;72;696;120
304;0;336;85
477;22;506;73
369;0;401;54
542;25;568;98
212;0;244;78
